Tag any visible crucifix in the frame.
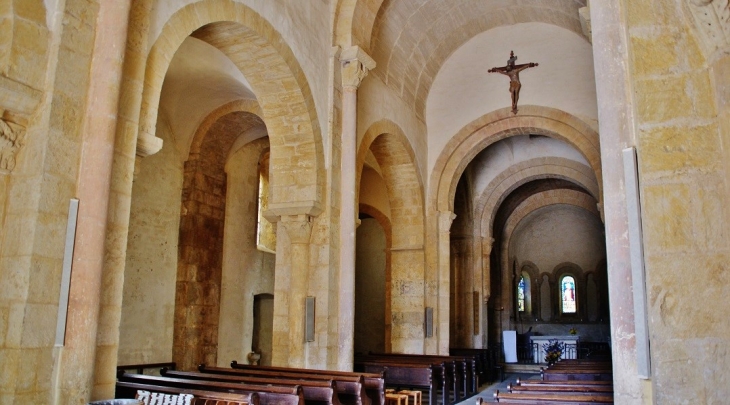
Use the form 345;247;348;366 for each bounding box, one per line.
488;51;538;114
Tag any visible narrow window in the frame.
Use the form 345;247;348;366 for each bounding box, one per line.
256;150;276;253
561;276;577;314
517;276;526;312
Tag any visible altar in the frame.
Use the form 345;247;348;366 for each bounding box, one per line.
529;335;579;364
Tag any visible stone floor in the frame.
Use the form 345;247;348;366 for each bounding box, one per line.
455;373;540;404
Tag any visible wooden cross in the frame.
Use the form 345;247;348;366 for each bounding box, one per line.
488;51;538;114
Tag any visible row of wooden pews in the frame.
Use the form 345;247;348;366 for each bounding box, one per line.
115;362;385;405
493;358;614;404
354;352;484;405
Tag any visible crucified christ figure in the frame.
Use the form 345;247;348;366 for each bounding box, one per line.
488;51;538;114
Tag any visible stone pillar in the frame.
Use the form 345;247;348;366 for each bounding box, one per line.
436;211;456;354
589;2;642;403
278;214;314;368
336;46;374;369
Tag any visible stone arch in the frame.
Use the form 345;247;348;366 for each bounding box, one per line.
501;190;599;243
358;119;425;249
137;1;323;211
494;191;600;330
191;99;263;158
333;0;384;50
358;119;426;352
476;157;599;239
358;203;393;353
429;106;601;214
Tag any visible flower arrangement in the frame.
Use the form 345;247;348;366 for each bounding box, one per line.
569;327;578;335
543;339;565;365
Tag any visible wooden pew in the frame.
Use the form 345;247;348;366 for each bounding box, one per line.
355;361;440;405
540;366;613;381
449;348;490;385
117;362;176;375
228;361;384;405
507;383;614;395
161;369;341;405
493;389;614;404
355;355;453;403
117;373;304;405
515;378;612;388
116;381;259;405
367;352;477;398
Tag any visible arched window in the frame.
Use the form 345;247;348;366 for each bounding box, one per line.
256;150;276;252
561;276;577;314
517;276;526;312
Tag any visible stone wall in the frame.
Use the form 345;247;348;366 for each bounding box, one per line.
627;1;730;403
354;218;387;354
119;117;183;365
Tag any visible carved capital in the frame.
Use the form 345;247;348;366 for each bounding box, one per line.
279;214;314;244
136;128;164;157
686;0;730;59
438;211;457;232
339;46;376;91
0;119;26;173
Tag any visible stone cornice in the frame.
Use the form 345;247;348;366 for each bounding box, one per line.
264;200;323;223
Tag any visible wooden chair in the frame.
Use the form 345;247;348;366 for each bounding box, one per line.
385;393;409;405
397;390;421;405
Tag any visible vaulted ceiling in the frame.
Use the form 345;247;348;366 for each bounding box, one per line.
367;0;588;119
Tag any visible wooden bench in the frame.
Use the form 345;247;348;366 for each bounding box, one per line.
507;383;614;395
355;355;453;403
161;369;341;405
117;362;176;375
515;378;612;388
367;352;477;398
449;348;490;385
116;380;259;405
541;367;613;381
493;389;614;404
228;361;384;405
117;373;304;405
355;361;440;405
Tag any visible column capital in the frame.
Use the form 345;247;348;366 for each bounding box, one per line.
0;118;26;173
279;214;314;244
438;211;457;231
339;46;376;91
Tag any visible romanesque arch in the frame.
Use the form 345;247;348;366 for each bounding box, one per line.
136;1;324;211
430;106;601;214
476;158;599;240
427;106;601;352
358;119;426;353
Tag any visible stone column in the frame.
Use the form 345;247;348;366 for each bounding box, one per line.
57;0;133;401
436;211;456;354
277;214;314;367
336;46;374;369
590;2;642;403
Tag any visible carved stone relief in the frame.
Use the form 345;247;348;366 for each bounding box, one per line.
0;119;25;173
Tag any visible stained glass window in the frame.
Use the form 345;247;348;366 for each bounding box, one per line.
517;276;525;312
561;276;576;313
